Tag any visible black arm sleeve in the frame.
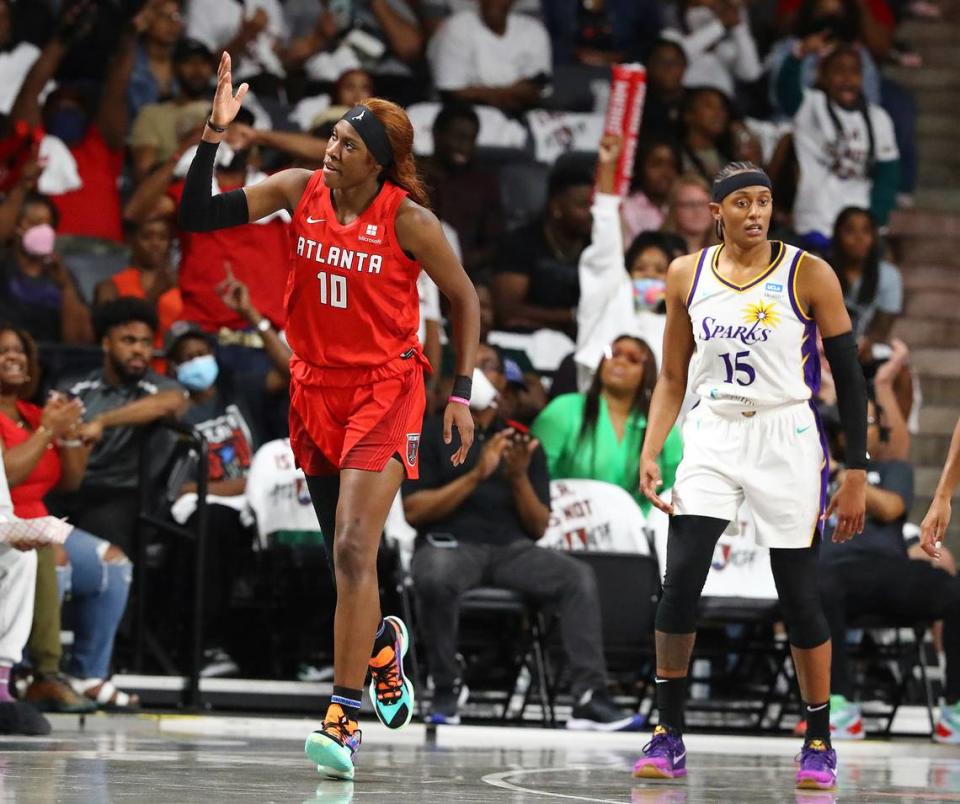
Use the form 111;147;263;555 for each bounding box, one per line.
823;330;868;470
178;140;250;232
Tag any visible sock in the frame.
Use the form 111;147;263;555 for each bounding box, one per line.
370;619;394;659
330;686;363;721
0;667;12;703
655;676;686;734
804;700;831;745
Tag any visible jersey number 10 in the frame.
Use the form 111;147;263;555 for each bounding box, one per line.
720;350;756;386
317;272;347;309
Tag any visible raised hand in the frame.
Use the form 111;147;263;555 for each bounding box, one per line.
210;53;249;129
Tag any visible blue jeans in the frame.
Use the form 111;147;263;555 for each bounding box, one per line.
55;529;133;680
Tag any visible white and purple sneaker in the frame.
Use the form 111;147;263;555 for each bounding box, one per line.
795;740;838;790
632;725;687;780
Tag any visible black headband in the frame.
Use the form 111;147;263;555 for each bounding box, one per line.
339;105;394;167
712;171;772;202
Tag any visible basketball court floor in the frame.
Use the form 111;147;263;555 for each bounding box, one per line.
3;714;958;803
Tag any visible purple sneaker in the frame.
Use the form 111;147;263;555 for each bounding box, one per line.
795;740;837;790
632;725;687;780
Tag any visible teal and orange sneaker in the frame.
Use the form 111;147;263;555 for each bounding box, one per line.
934;701;960;744
368;615;415;730
305;706;362;781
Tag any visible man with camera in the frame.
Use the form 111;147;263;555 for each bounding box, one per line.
402;343;643;731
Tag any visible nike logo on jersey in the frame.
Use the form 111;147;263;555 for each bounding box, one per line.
796;425;811;434
305;216;326;224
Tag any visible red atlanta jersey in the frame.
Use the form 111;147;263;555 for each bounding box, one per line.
284;174;426;385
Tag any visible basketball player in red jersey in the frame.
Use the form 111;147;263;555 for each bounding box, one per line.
180;54;480;780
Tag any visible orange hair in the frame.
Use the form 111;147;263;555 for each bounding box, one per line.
363;97;431;210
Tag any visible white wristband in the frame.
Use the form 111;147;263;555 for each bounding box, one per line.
256;318;271;334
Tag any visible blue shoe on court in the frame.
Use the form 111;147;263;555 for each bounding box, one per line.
304;709;362;781
368;615;415;730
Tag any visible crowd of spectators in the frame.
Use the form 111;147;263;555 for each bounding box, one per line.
0;0;950;738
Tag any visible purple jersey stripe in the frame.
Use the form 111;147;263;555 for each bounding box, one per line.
801;320;821;397
786;249;813;321
809;400;830;541
685;248;708;308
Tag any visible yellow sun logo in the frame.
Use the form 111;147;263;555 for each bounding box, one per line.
743;300;781;328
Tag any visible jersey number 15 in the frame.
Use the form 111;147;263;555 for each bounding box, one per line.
317;271;347;309
720;350;756;386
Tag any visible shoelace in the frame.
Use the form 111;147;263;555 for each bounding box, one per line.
372;654;402;702
322;715;362;750
641;726;675;757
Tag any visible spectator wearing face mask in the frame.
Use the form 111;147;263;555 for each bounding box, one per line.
0;193;93;345
575;137;687;390
9;6;136;243
163;319;280;676
123;106;291;394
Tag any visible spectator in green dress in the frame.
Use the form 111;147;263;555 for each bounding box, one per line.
532;335;682;514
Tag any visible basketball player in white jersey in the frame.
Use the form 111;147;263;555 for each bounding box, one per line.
633;162;868;791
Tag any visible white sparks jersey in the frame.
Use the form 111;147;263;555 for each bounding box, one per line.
685;241;820;413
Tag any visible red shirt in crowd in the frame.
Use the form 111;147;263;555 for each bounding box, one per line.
777;0;895;29
285;174;427;386
0;401;61;519
110;267;183;371
168;179;290;332
51;126;125;243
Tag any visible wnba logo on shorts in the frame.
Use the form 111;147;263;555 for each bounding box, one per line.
406;433;420;466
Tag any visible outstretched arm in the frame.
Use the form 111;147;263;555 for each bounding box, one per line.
179;52;311;232
396;200;479;466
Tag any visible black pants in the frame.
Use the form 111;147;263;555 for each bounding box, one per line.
411;540;608;699
819;556;960;703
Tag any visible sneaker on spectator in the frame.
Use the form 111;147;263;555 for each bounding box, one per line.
934;701;960;744
200;647;239;678
24;673;96;713
829;695;865;740
426;681;469;725
567;688;646;732
793;696;864;741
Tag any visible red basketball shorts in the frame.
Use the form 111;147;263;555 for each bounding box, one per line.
289;365;426;479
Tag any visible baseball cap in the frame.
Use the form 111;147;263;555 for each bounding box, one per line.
163;320;214;358
174;38;214;64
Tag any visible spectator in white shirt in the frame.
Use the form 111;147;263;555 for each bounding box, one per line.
661;0;762;99
185;0;287;91
0;0;48;116
427;0;551;113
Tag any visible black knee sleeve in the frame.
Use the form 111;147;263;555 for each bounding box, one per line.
655;515;729;634
770;544;830;649
305;474;340;574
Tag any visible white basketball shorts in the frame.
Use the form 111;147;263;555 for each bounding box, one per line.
671;400;829;548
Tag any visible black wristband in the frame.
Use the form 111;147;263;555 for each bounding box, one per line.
823;331;868;470
206;118;228;133
178;140;250;233
452;374;472;401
